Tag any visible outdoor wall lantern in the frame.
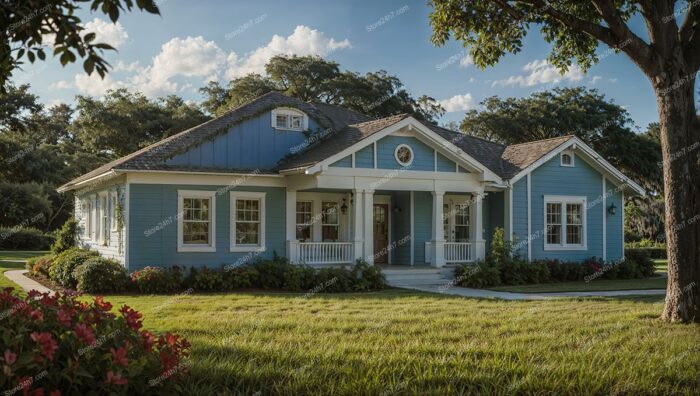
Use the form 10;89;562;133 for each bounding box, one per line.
608;203;617;216
340;199;348;215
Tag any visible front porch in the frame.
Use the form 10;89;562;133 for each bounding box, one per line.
284;188;487;267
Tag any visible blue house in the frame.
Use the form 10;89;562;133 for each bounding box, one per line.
58;92;644;272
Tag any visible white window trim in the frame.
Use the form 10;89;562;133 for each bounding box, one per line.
110;192;118;231
99;192;109;245
230;191;266;252
177;190;216;252
271;107;308;131
91;195;97;242
296;200;314;241
543;195;587;251
560;150;575;167
394;144;414;167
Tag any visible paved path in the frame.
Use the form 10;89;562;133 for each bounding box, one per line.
4;270;54;295
395;282;666;300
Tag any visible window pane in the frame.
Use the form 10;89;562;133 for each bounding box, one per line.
183;222;209;244
546;203;562;245
290;115;302;128
322;225;338;242
322;202;338;225
567;204;582;225
276;114;288;128
547;225;561;244
235;223;259;244
567;225;582;244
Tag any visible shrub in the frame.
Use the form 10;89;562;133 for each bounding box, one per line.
626;247;667;259
252;255;293;289
74;257;131;293
520;261;551;284
282;264;317;291
191;267;226;292
350;259;387;291
51;218;78;254
622;249;656;278
26;254;54;277
222;266;259;289
130;267;181;294
455;262;501;288
0;289;189;394
316;267;354;292
49;248;98;288
0;226;54;250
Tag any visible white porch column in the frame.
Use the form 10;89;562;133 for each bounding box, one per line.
362;190;374;264
431;191;446;267
351;189;364;262
285;189;299;263
472;193;486;261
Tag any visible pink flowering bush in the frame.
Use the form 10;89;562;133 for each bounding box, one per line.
0;288;190;395
130;267;181;294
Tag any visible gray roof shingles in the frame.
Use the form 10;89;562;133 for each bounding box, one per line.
60;92;574;190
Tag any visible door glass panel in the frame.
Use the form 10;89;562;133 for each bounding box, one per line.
454;204;470;242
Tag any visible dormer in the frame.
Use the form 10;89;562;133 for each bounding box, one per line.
271;107;309;131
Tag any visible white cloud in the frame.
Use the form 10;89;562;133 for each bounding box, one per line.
83;18;129;49
130;36;227;96
74;73;123;96
459;54;473;68
492;60;585;87
588;76;603;85
114;60;141;72
225;25;351;79
50;80;73;89
438;93;474;113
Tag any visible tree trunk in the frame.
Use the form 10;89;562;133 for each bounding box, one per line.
654;68;700;323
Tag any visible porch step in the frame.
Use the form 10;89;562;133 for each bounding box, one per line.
381;265;458;287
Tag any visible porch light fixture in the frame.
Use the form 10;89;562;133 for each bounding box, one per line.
340;199;348;215
608;203;617;216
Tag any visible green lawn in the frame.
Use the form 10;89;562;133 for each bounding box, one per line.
99;290;699;395
655;259;668;274
487;276;667;293
0;250;49;261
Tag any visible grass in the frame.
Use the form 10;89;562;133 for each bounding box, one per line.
487;277;667;293
99;290;699;395
0;261;27;297
0;250;49;261
655;259;668;274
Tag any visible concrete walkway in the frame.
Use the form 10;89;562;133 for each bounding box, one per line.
396;282;666;300
4;270;54;295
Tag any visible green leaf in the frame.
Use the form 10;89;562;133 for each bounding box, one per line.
37;49;46;60
16;49;25;59
84;58;95;74
84;32;96;43
27;51;35;63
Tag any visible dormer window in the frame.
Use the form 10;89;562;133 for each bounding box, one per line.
560;150;574;167
271;108;307;131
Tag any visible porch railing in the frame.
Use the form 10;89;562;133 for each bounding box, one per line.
425;241;475;264
297;242;353;265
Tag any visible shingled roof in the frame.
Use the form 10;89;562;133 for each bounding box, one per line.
59;91;579;191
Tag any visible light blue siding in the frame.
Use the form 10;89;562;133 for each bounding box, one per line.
166;111;323;170
128;184;286;271
512;178;529;257
376;136;433;171
413;191;432;264
436;152;456;172
355;145;374;168
391;191;411;264
330;155;352;168
606;182;624;261
527;153;605;262
483;191;504;250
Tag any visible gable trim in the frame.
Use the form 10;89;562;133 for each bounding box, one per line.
306;117;502;183
508;137;645;196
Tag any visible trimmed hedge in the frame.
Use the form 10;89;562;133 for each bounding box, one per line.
626;247;666;260
0;226;54;250
49;248;98;288
455;228;659;288
74;257;131;293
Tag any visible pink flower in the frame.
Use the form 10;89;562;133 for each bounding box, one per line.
93;296;112;312
30;332;58;361
110;347;129;367
141;331;156;352
105;371;128;385
3;349;17;365
56;307;74;326
119;305;143;331
74;323;96;345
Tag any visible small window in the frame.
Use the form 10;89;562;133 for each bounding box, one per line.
178;191;216;252
100;194;109;244
296;201;313;241
544;196;586;250
271;108;307;131
394;144;413;167
230;191;266;252
110;193;118;231
560;151;574;167
321;201;339;242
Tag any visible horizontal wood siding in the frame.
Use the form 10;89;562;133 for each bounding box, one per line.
391;191;411;264
376;136;433;171
75;183;126;264
413;191;432;264
512;179;529;256
606;182;624;261
436;152;456;172
330;155;352;168
529;153;604;262
166;111;322;170
483;191;504;250
128;184;286;271
355;145;374;168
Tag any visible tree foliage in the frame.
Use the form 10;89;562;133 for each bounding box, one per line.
200;55;445;123
1;0;160;89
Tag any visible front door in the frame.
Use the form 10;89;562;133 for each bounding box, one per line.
373;204;389;264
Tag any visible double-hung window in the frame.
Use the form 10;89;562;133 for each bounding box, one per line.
110;193;118;232
178;190;216;252
99;194;109;244
544;196;586;250
230;191;266;252
296;201;313;241
83;200;92;238
321;202;339;242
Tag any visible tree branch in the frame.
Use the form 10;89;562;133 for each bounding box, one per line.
680;0;700;71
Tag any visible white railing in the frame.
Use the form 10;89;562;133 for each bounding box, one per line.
444;242;472;263
297;242;353;265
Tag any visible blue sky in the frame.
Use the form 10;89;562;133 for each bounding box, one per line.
12;0;694;131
